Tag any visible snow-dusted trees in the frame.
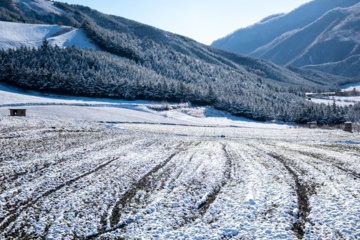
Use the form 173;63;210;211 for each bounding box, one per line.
0;1;358;123
0;44;357;123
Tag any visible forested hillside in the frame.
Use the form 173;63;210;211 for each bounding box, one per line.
0;0;359;123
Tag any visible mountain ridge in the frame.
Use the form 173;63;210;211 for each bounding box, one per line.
211;0;360;78
0;0;358;123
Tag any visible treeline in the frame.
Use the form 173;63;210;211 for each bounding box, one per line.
1;43;359;124
0;1;359;123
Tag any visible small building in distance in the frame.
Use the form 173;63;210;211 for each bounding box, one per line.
9;109;26;117
307;121;317;128
344;122;352;133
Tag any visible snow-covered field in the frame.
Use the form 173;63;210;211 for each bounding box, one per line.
311;96;360;106
0;85;359;239
1;0;97;50
310;82;360;106
0;83;287;128
342;83;360;92
0;21;98;50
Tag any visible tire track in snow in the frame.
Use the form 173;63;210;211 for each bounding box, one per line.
273;142;360;180
0;133;139;216
1;134;137;191
89;141;229;237
268;152;315;239
194;142;297;238
196;143;232;216
86;152;180;239
0;156;121;236
302;143;360;158
295;151;360;180
101;140;198;230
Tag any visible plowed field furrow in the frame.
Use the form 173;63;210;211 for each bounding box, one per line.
196;144;232;216
92;141;232;238
288;149;360;180
268;153;313;239
88;142;199;238
301;143;360;157
31;140;179;239
1;136;178;238
0;130;104;162
0;136;147;212
298;150;359;179
0;135;138;192
192;142;298;239
0;156;120;236
1;120;359;239
274;142;360;178
108;152;179;228
258;142;360;239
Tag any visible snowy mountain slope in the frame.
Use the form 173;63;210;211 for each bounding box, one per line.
254;4;360;66
211;0;360;78
282;4;360;67
0;21;98;50
303;55;360;78
212;0;359;54
1;0;350;87
0;0;358;124
13;0;70;16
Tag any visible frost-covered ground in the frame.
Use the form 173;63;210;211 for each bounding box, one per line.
311;96;360;106
0;83;287;128
310;82;360;106
0;21;98;50
342;83;360;92
0;86;359;239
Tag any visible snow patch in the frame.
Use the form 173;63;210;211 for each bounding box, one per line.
0;21;98;50
341;82;360;92
0;83;290;129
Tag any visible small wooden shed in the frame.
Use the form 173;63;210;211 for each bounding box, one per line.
9;109;26;117
344;122;352;133
307;121;317;128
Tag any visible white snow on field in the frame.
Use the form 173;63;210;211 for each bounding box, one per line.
311;96;360;106
0;112;359;239
0;21;98;50
309;82;360;106
342;82;360;91
0;84;359;239
0;83;289;128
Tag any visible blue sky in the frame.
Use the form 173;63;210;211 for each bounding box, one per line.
58;0;313;45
